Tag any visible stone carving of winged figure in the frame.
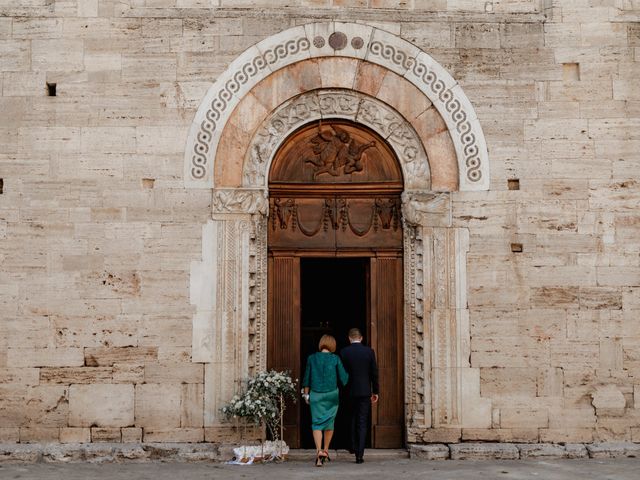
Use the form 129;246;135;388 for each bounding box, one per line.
304;123;375;179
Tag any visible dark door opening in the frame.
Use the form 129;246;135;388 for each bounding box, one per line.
299;257;370;450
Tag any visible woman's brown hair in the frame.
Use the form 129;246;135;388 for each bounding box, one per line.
318;334;337;353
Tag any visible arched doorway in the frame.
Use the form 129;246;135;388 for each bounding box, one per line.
187;23;494;445
266;120;404;448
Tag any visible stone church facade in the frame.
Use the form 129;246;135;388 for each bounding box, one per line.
1;0;640;447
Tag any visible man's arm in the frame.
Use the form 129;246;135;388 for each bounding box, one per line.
370;349;379;402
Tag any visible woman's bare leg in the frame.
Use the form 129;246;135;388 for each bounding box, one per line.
313;430;324;466
323;430;334;452
312;430;323;452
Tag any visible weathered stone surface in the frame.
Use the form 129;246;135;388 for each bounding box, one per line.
181;384;204;428
591;385;627;416
91;428;122;443
144;364;203;384
564;443;589;459
134;384;181;429
24;386;69;427
19;427;60;443
82;444;116;463
462;428;539;443
0;428;20;443
449;443;519;460
143;428;204;443
59;428;91;444
68;385;134;428
42;444;84;463
7;349;84;368
3;441;640;464
517;443;567;459
115;444;150;461
145;443;221;462
409;444;450;460
84;347;158;367
0;444;41;463
122;427;143;443
112;364;144;384
40;367;112;385
175;444;219;462
586;442;640;458
539;428;594;444
480;367;537;397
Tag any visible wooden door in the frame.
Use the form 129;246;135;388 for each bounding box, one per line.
267;120;405;448
370;256;404;448
267;255;301;447
268;254;404;448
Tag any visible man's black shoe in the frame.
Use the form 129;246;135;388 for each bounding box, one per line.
356;457;364;464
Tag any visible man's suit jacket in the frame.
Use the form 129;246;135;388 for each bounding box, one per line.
340;342;379;397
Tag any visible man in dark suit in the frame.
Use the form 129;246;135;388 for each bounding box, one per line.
340;327;379;464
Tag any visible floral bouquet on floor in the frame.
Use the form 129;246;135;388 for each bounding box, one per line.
222;370;297;463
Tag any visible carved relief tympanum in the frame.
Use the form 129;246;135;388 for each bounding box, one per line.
304;123;375;178
269;120;403;251
269;120;402;186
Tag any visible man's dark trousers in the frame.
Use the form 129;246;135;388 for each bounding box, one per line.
340;342;379;461
349;396;370;459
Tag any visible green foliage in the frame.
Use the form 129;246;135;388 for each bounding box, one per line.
222;370;297;441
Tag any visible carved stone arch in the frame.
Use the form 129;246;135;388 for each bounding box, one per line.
184;22;490;191
243;89;430;191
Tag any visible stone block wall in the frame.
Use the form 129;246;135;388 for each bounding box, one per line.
1;0;639;444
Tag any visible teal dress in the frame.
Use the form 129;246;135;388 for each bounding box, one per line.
302;352;349;431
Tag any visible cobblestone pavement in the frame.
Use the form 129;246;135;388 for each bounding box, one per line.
2;458;640;480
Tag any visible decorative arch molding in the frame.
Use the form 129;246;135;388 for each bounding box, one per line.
243;88;430;191
188;21;494;438
184;22;489;191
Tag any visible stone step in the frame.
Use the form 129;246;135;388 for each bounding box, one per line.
286;449;409;461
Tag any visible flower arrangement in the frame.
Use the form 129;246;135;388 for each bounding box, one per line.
222;370;297;460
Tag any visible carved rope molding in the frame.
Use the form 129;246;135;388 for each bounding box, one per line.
243;89;430;190
184;22;489;191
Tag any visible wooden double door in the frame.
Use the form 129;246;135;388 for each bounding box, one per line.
267;119;405;448
267;253;404;448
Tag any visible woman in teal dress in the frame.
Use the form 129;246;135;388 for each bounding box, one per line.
302;334;349;467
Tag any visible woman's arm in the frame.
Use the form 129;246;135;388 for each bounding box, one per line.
302;356;312;390
336;357;349;387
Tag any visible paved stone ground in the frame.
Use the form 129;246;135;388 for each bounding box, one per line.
2;458;640;480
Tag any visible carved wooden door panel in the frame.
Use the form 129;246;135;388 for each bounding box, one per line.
370;256;404;448
267;255;301;447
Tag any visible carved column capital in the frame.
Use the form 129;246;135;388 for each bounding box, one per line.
212;188;268;216
401;191;451;228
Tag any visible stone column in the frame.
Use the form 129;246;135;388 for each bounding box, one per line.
403;192;491;443
190;189;268;426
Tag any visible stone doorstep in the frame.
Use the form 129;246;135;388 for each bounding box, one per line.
410;442;638;460
286;449;410;462
0;443;223;464
0;443;639;463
